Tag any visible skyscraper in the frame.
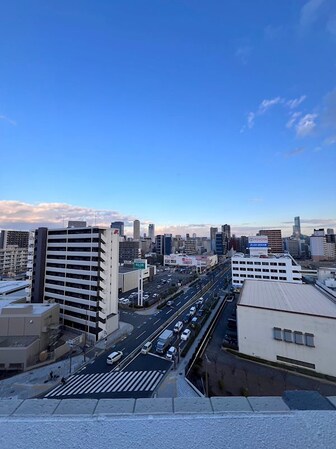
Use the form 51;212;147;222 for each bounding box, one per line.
111;221;124;237
293;216;301;238
148;224;155;242
221;224;231;240
133;220;140;240
210;227;218;252
258;229;283;253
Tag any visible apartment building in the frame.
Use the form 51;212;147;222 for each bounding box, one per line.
29;226;119;341
0;230;30;278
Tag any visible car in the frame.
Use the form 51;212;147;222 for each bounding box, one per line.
166;346;177;360
183;313;191;324
121;298;130;305
141;341;152;355
143;294;149;300
190;317;198;329
181;329;191;341
196;308;205;317
166;300;174;306
106;350;123;365
118;298;125;303
173;321;183;333
189;306;196;316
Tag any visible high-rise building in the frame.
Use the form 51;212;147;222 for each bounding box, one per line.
185;238;197;255
310;229;335;261
164;235;172;255
111;221;124;237
210;227;218;253
148;224;155;242
119;241;140;262
293;216;301;238
29;226;119;341
215;232;225;256
133;220;140;241
155;235;164;255
327;228;335;235
222;224;231;240
258;229;283;253
0;230;30;278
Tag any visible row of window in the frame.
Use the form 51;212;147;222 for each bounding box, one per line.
233;267;287;273
233;274;288;280
273;327;315;347
232;261;287;266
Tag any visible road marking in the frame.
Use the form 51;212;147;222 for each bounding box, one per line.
166;309;172;314
176;301;181;306
153;319;161;325
136;330;146;340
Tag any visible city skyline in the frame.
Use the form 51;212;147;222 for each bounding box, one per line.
1;1;335;235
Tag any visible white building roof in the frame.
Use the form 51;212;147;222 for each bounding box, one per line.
239;280;336;318
0;280;29;296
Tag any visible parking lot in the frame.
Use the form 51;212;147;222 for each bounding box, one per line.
119;266;198;308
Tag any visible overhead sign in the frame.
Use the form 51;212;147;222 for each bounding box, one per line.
133;262;146;269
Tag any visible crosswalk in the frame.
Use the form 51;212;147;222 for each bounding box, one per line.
45;369;165;398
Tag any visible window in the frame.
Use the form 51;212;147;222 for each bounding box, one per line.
263;275;270;279
305;333;315;347
232;261;238;264
255;268;261;272
247;275;254;278
270;269;277;273
247;268;253;271
294;332;304;345
273;327;282;340
240;267;246;271
255;275;262;278
279;277;287;280
271;276;278;280
247;261;253;265
262;262;269;266
279;263;286;266
240;261;246;264
254;262;261;265
262;269;269;272
284;329;292;343
270;262;277;266
233;267;239;271
279;270;286;273
240;274;246;278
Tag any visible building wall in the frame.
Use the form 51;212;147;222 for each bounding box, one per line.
237;305;336;377
0;339;40;370
231;255;302;287
258;230;283;253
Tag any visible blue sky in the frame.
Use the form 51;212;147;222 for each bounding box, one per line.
1;0;335;236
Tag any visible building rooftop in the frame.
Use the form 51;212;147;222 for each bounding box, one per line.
0;303;58;316
0;335;38;348
239;280;336;319
232;253;292;260
0;281;29;296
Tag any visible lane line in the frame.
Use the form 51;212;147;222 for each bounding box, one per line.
153;319;161;325
135;330;146;340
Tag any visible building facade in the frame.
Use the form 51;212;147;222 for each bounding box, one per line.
148;224;155;242
29;226;119;341
111;221;125;237
119;240;140;262
133;220;140;241
231;253;302;288
237;280;336;378
0;230;30;278
258;229;283;253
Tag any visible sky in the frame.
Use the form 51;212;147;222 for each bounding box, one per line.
1;0;335;237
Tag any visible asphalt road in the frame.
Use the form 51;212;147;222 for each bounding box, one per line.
44;264;231;399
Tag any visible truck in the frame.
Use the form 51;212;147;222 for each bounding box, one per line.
156;329;174;354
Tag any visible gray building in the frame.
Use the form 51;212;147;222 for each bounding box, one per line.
119;240;140;262
111;221;125;237
133;220;140;241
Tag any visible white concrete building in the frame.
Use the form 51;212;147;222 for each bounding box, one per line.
237;280;336;377
164;254;218;269
30;226;119;341
231;253;302;288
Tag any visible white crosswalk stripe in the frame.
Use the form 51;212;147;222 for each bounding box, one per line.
45;370;166;397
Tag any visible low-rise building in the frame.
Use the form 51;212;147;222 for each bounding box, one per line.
164;254;218;269
237;280;336;378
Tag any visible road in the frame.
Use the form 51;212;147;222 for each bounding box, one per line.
44;263;231;399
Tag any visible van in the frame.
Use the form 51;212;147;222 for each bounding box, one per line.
141;341;152;355
173;321;183;333
106;351;123;365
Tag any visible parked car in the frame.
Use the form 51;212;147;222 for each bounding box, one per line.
166;346;177;361
183;313;192;324
118;298;125;303
141;341;152;355
181;329;191;341
106;351;123;365
167;300;174;306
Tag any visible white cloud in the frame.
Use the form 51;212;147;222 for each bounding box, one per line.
286;111;302;128
259;97;284;114
284;147;305;158
324;135;336;145
247;112;255;129
286;95;307;109
296;113;318;136
300;0;326;30
0;115;16;126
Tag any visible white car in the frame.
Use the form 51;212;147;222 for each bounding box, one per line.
106;351;123;365
166;346;177;361
141;341;152;355
181;329;191;341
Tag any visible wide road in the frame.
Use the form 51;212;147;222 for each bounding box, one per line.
44;264;231;399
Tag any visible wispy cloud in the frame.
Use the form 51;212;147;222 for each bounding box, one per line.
284;147;305;158
235;45;252;65
300;0;326;30
0;115;16;126
296;113;318;136
286;111;302;128
244;95;306;130
324;135;336;145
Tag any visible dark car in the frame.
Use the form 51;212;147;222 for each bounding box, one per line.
183;313;192;324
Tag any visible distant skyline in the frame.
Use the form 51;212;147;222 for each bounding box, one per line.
1;1;335;235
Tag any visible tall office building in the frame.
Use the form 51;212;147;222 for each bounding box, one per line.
148;224;155;242
0;230;29;249
215;232;225;256
164;235;172;255
133;220;140;241
30;226;119;341
293;216;301;238
111;221;124;237
221;224;231;240
210;227;218;252
258;229;283;253
155;235;164;255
